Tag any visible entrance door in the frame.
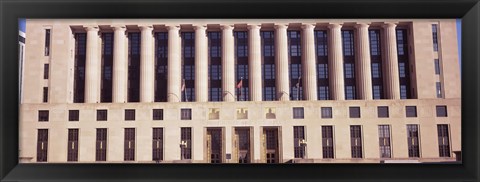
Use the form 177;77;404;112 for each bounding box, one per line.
207;128;223;163
235;128;251;163
264;128;279;163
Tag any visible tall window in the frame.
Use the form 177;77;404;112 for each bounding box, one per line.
208;31;222;101
101;33;113;103
43;87;48;103
322;126;334;158
436;82;443;98
293;126;306;158
124;128;135;161
369;30;384;99
378;125;391;158
67;129;79;162
288;31;303;100
153;128;164;161
155;32;168;102
434;59;441;75
44;29;51;56
432;24;439;52
342;30;356;100
350;125;363;158
315;30;330;100
261;31;276;101
73;33;86;103
182;32;195;102
37;129;48;162
437;124;450;157
407;124;420;157
235;31;249;101
96;128;107;161
180;127;192;160
43;64;49;79
128;32;141;102
396;29;412;99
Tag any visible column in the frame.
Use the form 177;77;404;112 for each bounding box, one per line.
383;22;401;99
85;25;99;103
194;25;208;102
248;24;262;101
328;23;345;100
167;25;181;102
112;25;127;103
274;24;290;101
222;25;235;102
301;24;317;101
355;23;373;100
140;25;154;102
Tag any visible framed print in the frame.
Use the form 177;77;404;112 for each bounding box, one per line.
1;0;479;181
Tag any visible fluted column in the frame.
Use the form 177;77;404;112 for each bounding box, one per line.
301;24;317;101
139;25;154;102
355;23;373;100
112;25;127;103
222;25;235;102
85;26;100;103
328;23;345;100
248;24;262;101
275;24;290;101
167;25;181;102
383;22;401;99
194;25;208;102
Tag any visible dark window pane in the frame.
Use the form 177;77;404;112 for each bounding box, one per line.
181;108;192;120
293;107;304;119
153;109;164;120
69;110;79;121
436;106;448;117
38;110;49;122
125;109;135;121
407;124;420;157
377;106;389;118
321;107;333;119
349;107;361;118
97;110;107;121
406;106;417;117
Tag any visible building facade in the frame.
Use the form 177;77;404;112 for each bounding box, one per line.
19;19;461;163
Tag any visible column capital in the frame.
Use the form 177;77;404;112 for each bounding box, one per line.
84;25;99;32
220;24;234;30
327;23;342;29
382;22;398;28
166;25;180;31
193;24;207;30
301;24;315;30
274;24;288;29
247;24;261;30
111;25;126;31
139;25;153;31
354;23;370;29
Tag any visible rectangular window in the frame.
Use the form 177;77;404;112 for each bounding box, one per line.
261;31;276;101
125;109;135;121
345;85;356;100
318;86;330;100
67;129;79;162
371;63;381;78
124;128;135;161
293;107;304;119
43;87;48;103
180;127;192;160
97;110;107;121
407;124;420;157
436;106;448;117
315;30;328;56
43;64;49;79
68;110;79;121
44;29;51;56
96;128;107;161
434;59;441;75
288;31;302;57
74;33;86;103
128;32;141;102
406;106;417;117
378;125;391;158
344;63;355;78
321;107;332;118
350;125;363;158
37;129;48;162
288;31;303;101
396;29;411;99
400;85;408;99
322;126;334;158
436;82;443;98
181;108;192;120
369;30;381;56
377;106;389;118
154;32;169;102
437;124;450;157
349;107;361;118
38;110;49;122
208;32;222;102
432;24;439;52
342;30;354;56
153;128;164;161
101;33;114;103
182;32;195;102
153;109;164;120
293;126;306;158
372;85;382;100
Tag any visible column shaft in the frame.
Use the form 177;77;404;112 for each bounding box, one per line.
301;24;317;101
222;25;235;102
112;26;127;103
355;23;373;100
328;24;345;100
383;23;401;99
248;25;262;101
195;25;208;102
140;25;154;102
275;24;290;101
85;26;99;103
167;25;181;102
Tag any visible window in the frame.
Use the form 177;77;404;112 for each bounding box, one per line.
74;33;86;103
350;125;363;158
345;85;356;100
344;63;355;78
68;110;79;121
436;82;443;98
153;109;164;120
181;108;192;120
432;24;439;52
315;30;328;56
436;106;448;117
342;30;354;56
399;62;406;78
155;32;169;102
378;125;391;158
67;129;79;162
43;87;48;103
96;128;107;161
180;127;192;160
434;59;441;75
97;110;107;121
373;85;382;100
407;124;420;157
261;31;276;101
322;126;334;158
437;124;450;157
293;107;304;119
317;63;328;79
124;128;135;161
321;107;333;118
43;64;49;79
369;30;381;56
288;31;301;57
101;33;113;103
38;110;49;122
44;29;51;56
293;126;306;158
400;85;408;99
377;106;389;118
153;128;164;161
37;129;48;162
125;109;135;121
182;32;195;102
207;32;222;103
318;86;329;100
405;106;417;117
349;107;361;118
371;63;381;78
128;32;141;102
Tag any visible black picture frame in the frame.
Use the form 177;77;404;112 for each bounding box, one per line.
1;0;479;181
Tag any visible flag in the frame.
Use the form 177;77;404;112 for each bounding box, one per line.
181;79;186;91
236;78;243;89
295;76;301;88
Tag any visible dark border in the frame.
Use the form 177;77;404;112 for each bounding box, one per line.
1;0;479;181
